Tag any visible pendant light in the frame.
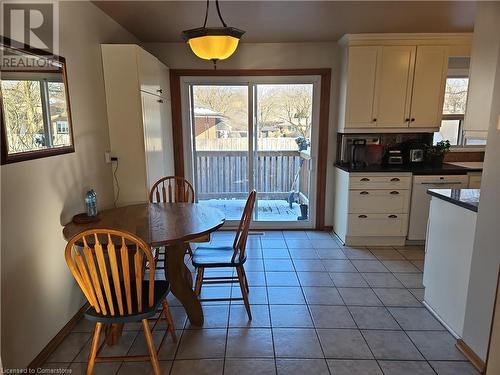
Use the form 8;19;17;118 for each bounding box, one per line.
182;0;245;68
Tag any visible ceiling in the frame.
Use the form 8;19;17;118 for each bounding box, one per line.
94;1;476;43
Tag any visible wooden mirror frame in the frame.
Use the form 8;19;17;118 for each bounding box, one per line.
0;37;74;164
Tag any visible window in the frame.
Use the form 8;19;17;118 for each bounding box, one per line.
1;42;74;164
433;77;469;146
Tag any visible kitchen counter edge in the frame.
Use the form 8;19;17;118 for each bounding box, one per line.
427;188;480;212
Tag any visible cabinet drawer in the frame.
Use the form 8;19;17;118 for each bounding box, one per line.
349;175;411;190
348;213;408;237
349;189;409;213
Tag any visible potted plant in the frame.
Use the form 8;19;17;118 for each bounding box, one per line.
425;140;451;167
295;136;310;151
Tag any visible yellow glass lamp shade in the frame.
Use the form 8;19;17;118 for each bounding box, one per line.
182;26;245;63
188;35;240;61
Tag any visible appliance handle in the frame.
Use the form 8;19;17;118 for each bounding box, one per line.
420;182;464;185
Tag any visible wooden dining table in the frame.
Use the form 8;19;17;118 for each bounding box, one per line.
63;202;225;328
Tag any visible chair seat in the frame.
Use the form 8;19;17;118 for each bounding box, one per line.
192;246;246;268
190;234;211;243
84;280;170;323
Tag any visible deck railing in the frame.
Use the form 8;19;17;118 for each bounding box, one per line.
195;150;307;200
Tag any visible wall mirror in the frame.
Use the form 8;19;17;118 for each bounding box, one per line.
0;38;74;164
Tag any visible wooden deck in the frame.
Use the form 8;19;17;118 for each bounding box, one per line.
198;199;303;221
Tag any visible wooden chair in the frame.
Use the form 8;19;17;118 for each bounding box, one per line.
65;229;177;375
149;176;208;262
149;176;195;204
192;190;256;320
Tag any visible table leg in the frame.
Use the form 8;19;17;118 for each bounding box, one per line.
105;323;124;346
165;243;204;326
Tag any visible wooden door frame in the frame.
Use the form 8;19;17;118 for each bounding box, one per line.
170;68;331;230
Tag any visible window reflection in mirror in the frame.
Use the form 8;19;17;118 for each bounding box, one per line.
1;42;73;164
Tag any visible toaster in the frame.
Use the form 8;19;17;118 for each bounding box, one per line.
387;150;404;165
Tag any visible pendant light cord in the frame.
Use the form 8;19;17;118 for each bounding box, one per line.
203;0;228;28
215;0;228;27
203;0;209;27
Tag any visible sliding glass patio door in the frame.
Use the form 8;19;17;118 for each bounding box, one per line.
183;77;319;228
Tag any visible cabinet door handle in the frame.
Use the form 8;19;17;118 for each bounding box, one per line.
157;99;164;103
405;118;410;122
390;191;400;195
411;118;415;122
360;178;370;182
372;118;377;122
421;182;463;185
157;88;163;94
360;191;369;195
390;178;400;182
388;215;398;218
358;215;367;218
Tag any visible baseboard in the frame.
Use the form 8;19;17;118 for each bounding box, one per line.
456;339;486;374
28;303;89;369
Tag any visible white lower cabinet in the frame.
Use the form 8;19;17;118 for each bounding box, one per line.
334;168;412;246
347;213;409;237
348;189;410;213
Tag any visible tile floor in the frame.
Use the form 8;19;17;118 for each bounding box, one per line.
43;231;480;375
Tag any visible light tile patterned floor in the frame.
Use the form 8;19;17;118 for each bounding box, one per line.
42;231;480;375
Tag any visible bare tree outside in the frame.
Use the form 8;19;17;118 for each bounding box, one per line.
443;78;468;114
1;80;45;153
193;84;313;139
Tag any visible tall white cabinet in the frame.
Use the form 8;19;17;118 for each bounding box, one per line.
101;44;175;205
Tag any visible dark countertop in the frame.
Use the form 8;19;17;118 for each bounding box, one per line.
335;162;482;175
427;188;480;212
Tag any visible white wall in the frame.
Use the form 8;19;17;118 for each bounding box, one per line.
144;42;340;227
462;2;500;362
0;1;138;368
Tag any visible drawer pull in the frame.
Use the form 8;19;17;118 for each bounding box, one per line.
390;178;400;182
360;178;370;182
358;215;368;218
390;191;400;195
388;215;398;218
360;191;369;195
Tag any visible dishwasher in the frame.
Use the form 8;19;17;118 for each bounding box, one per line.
408;174;469;241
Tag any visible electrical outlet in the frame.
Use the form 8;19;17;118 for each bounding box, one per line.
105;152;111;163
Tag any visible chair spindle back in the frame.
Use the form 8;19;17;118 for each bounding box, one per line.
65;229;155;316
149;176;195;204
232;190;257;262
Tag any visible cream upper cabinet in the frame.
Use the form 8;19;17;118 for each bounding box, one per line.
344;46;379;128
409;46;448;128
337;34;471;133
372;46;415;128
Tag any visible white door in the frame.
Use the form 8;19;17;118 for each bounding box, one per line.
409;46;448;128
141;91;167;190
345;46;379;128
136;46;161;96
373;46;415;127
